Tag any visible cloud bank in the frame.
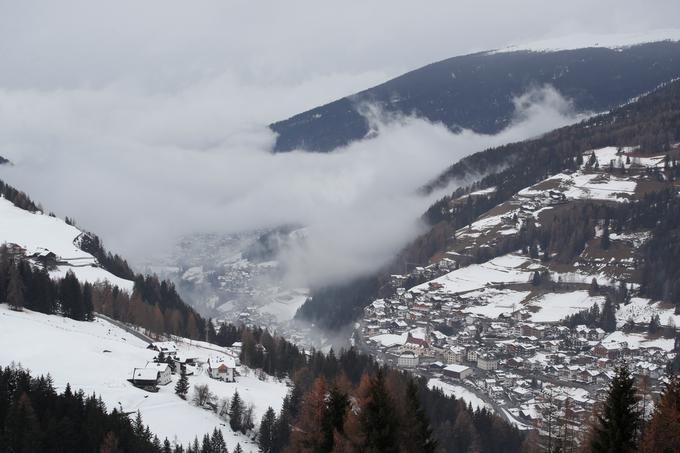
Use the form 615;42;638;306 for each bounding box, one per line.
2;0;673;288
0;84;584;287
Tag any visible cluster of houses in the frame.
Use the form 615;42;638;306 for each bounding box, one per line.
357;284;675;437
128;341;241;391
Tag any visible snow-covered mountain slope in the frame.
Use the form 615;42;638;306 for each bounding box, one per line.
0;196;133;292
0;304;289;451
491;28;680;54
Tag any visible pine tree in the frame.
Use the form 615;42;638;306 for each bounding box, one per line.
648;314;661;334
228;391;243;432
601;219;611;250
590;365;640;453
258;407;277;453
7;264;25;311
359;369;399;453
321;385;349;451
640;374;680;452
210;428;227;453
233;443;243;453
163;438;172;453
600;297;617;332
175;366;189;399
401;380;437;453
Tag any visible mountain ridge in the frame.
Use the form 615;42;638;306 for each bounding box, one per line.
271;40;680;152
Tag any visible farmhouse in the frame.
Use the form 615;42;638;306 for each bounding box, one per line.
130;368;160;391
207;355;236;382
145;362;172;385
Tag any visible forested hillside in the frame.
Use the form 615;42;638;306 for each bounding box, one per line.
271;41;680;152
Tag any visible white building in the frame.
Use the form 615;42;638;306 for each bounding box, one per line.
477;354;498;371
145;362;172;385
397;351;419;368
446;346;466;364
208;355;236;382
443;364;473;380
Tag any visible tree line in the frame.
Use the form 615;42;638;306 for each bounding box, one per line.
0;365;162;453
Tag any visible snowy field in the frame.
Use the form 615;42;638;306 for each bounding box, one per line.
0;196;134;292
617;297;680;327
518;171;637;203
602;330;675;352
0;304;289;451
427;378;491;411
412;254;534;295
461;289;530;319
527;291;605;323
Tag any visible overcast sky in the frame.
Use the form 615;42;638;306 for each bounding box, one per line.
1;0;679;286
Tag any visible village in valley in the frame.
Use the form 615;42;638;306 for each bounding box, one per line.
354;147;680;445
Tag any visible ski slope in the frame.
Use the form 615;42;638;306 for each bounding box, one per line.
0;304;289;451
0;196;134;292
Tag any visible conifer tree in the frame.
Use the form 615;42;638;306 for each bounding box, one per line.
401;380;437;453
590;365;640;453
639;374;680;452
228;391;243;432
211;428;227;453
233;443;243;453
258;407;277;453
175;366;189;399
600;297;617;332
359;369;399;453
601;219;611;250
322;385;349;451
7;264;25;311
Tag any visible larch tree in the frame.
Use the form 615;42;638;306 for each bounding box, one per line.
639;374;680;453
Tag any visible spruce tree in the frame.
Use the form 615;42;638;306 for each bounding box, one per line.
600;297;617;332
7;264;25;311
320;384;349;451
258;407;276;453
228;391;243;432
402;380;437;453
601;219;611;250
590;365;640;453
359;369;399;453
175;366;189;399
233;443;243;453
210;428;227;453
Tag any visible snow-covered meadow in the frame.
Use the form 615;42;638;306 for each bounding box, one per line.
0;304;289;451
0;196;134;292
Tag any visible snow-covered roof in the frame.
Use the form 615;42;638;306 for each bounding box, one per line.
133;368;159;381
444;364;471;373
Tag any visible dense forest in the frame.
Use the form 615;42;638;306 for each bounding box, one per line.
297;77;680;331
0;366;163;453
